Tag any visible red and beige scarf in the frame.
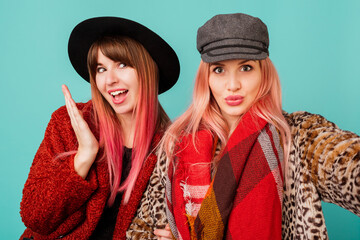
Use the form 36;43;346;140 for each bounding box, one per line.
166;111;284;239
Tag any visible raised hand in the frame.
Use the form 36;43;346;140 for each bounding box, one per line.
62;84;99;179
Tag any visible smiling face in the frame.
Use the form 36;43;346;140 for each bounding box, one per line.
209;59;262;130
95;49;139;121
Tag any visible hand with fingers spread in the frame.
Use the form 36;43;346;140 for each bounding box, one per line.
62;84;99;179
154;224;173;240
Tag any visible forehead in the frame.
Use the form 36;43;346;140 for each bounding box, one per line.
94;50;113;66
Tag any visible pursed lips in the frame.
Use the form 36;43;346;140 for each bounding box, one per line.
225;95;244;106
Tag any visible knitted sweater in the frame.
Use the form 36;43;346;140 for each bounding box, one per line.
20;100;164;240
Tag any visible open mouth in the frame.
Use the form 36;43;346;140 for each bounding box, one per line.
109;89;129;104
110;89;128;98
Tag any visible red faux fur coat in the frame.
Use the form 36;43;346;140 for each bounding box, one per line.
20;101;161;240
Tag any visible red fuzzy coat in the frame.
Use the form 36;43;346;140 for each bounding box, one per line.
20;101;161;240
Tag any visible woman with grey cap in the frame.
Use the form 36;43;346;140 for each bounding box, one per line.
160;13;360;239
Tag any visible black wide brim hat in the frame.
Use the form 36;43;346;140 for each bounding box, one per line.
68;16;180;94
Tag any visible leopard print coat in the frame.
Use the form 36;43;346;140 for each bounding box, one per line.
126;111;360;239
282;111;360;239
126;152;168;239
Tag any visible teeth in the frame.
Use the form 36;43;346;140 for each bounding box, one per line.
110;90;127;96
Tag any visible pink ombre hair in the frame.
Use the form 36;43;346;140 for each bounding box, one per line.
161;58;291;166
87;36;169;205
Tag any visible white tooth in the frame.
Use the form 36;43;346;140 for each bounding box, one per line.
111;90;127;96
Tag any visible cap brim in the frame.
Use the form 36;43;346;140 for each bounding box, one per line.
201;50;268;63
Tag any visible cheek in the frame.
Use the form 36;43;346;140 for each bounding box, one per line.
250;82;261;96
95;76;104;91
125;70;139;87
248;75;262;97
130;78;140;96
208;77;220;97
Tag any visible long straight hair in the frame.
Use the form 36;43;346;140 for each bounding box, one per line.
161;58;291;167
87;36;169;204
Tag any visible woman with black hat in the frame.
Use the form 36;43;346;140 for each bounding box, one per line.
160;13;360;239
20;17;179;240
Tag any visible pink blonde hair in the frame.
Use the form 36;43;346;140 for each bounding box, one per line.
88;36;169;205
161;58;291;166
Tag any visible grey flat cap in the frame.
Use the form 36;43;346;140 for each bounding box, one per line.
197;13;269;63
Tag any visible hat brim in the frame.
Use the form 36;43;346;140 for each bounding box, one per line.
68;17;180;94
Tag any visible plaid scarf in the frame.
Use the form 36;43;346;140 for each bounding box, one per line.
166;111;284;239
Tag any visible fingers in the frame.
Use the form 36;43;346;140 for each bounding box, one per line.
62;84;71;100
62;84;75;112
62;85;82;125
62;85;76;124
154;224;172;240
61;85;97;148
62;85;89;139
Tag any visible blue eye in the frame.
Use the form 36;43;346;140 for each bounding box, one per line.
241;65;252;72
213;67;224;74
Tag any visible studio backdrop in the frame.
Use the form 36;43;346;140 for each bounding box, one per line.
1;0;359;239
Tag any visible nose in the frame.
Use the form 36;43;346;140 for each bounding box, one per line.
105;69;118;85
227;72;241;92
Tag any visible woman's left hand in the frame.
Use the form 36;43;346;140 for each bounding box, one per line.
154;224;172;240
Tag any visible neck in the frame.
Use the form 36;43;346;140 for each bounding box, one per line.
117;112;135;148
223;115;241;137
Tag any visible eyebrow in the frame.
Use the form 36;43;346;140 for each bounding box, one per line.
210;62;225;67
239;60;255;65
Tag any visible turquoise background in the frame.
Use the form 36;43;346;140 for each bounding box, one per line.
1;0;359;239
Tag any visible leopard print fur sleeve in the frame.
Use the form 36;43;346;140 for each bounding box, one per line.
282;111;360;239
126;153;168;239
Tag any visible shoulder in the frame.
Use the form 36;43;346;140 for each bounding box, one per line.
49;100;94;129
44;100;94;137
152;130;165;150
51;100;93;119
283;111;337;131
180;129;213;145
